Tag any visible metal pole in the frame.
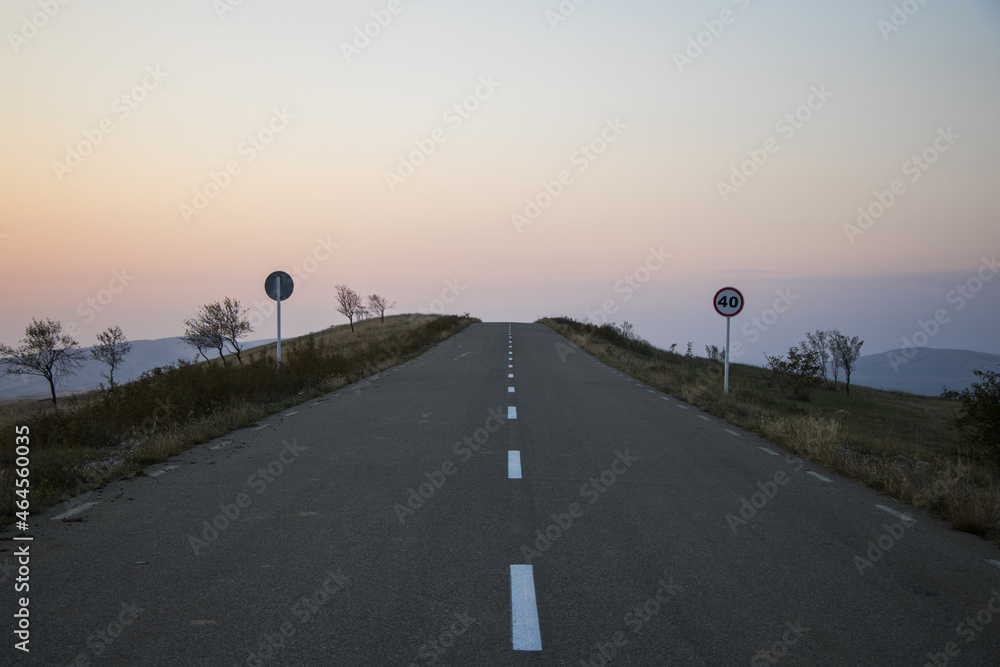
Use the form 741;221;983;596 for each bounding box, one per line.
276;277;282;368
724;316;731;395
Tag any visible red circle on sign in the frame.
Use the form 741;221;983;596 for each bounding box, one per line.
714;287;744;317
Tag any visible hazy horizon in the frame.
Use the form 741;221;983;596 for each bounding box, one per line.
2;0;998;368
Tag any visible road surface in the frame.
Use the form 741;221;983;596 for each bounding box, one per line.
4;322;1000;665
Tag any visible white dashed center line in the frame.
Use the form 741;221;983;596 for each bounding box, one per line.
51;502;99;521
757;447;778;456
508;451;522;479
510;565;542;651
508;387;515;393
508;406;517;420
724;429;740;437
806;471;833;483
876;504;916;524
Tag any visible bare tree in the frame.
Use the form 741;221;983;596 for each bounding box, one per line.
830;329;864;395
335;285;362;332
0;318;86;407
183;305;228;365
211;297;253;364
181;325;214;363
182;298;253;364
92;325;131;390
367;294;396;322
805;330;833;389
705;344;726;362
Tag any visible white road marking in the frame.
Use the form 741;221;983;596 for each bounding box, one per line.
647;390;655;393
209;440;233;450
510;564;542;651
661;397;670;401
757;447;779;456
509;364;513;368
150;465;179;477
51;502;98;521
508;374;514;378
284;411;299;417
876;505;916;524
724;429;741;437
508;451;522;479
698;415;709;421
806;471;833;482
987;560;1000;571
676;405;688;410
253;424;270;431
508;406;517;420
508;387;515;393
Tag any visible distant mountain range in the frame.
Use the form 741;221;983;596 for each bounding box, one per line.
0;336;274;402
850;347;1000;397
2;336;996;402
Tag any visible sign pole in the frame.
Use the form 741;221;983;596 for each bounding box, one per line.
724;316;730;395
264;270;293;370
713;286;743;397
276;276;282;367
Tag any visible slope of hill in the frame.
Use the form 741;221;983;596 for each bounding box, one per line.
0;337;275;401
850;347;1000;396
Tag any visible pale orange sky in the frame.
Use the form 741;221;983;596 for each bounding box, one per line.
1;0;998;363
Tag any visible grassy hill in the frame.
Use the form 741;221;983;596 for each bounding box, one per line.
539;316;1000;544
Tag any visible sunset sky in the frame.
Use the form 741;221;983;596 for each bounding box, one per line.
2;0;998;366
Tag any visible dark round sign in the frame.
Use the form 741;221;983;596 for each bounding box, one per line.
265;271;294;301
713;287;743;317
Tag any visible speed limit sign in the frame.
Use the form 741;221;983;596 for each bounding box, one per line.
713;287;744;317
713;286;744;395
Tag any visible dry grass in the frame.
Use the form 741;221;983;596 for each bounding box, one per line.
540;317;1000;544
1;314;477;524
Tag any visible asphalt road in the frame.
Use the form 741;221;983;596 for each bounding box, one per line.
3;322;1000;665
